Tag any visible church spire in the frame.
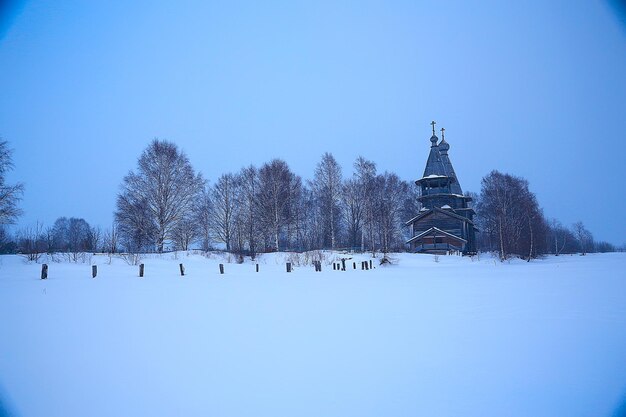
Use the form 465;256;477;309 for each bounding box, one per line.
430;120;438;146
439;127;450;153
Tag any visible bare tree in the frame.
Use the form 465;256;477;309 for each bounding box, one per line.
88;226;102;253
548;219;570;256
51;217;91;252
194;187;213;252
50;217;92;261
342;178;364;250
116;195;155;252
573;221;592;255
354;157;377;253
311;152;343;249
401;181;421;244
477;170;546;260
284;175;304;250
115;139;204;252
372;172;409;254
210;173;238;251
0;140;24;226
520;192;545;261
237;165;260;256
17;222;46;262
44;225;55;254
256;159;300;251
102;223;119;254
172;216;197;251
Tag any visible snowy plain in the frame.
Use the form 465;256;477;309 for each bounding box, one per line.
0;251;625;417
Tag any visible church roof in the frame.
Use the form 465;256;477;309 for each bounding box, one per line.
420;125;464;195
405;206;475;226
423;136;447;177
406;227;468;245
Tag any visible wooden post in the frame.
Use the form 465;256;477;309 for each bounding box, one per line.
333;263;336;270
353;262;356;269
365;262;369;270
179;263;185;276
256;264;259;273
286;262;292;273
92;265;97;278
219;264;224;274
361;261;365;270
139;263;144;277
341;259;346;271
369;260;373;269
41;264;48;280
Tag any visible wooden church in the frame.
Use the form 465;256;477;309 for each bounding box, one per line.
406;122;477;254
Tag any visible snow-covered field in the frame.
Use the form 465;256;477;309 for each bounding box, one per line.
1;251;625;417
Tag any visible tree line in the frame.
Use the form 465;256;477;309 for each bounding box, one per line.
473;170;614;260
114;139;418;256
0;138;621;260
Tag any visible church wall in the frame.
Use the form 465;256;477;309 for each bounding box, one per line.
412;212;464;238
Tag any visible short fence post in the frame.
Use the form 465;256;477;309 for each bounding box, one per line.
256;264;259;273
333;263;336;270
41;264;48;280
139;264;144;277
179;263;185;276
219;264;224;275
353;262;356;269
369;260;373;269
92;265;97;278
361;261;365;270
286;262;292;273
341;259;346;271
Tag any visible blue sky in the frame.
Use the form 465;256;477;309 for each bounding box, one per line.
1;0;625;245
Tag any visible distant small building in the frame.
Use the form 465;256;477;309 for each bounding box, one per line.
406;122;477;254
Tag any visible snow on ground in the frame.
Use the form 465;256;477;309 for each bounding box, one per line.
0;251;625;417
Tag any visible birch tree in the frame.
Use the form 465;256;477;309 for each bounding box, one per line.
573;221;593;255
194;187;213;251
0;140;24;226
477;170;546;260
237;165;260;255
342;178;364;250
210;173;238;251
354;157;377;252
115;139;204;252
256;159;299;251
312;152;342;249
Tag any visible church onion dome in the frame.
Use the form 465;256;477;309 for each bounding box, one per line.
438;138;450;153
430;134;439;146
